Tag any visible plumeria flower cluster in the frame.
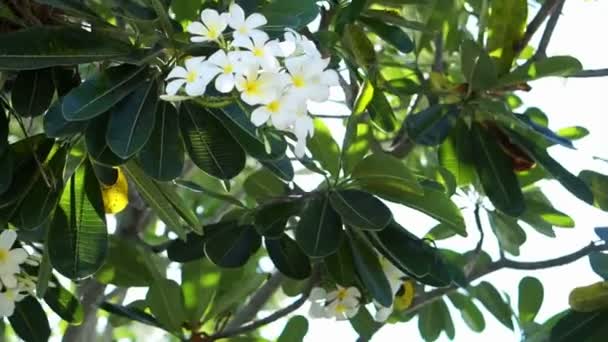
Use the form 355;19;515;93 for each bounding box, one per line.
164;3;339;158
307;258;415;323
0;230;40;317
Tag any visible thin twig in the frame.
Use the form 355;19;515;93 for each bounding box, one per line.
534;0;566;60
569;68;608;78
464;204;485;276
432;33;444;73
516;0;562;55
310;114;351;119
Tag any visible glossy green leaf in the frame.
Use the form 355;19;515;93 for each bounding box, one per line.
49;161;108;280
261;156;295;182
489;210;527;256
0;27;134;70
176;179;246;208
342;123;371;176
0;149;13;195
100;302;160;328
425;223;458;241
325;239;358;287
11;68;55;117
137;102;184;181
278;315;309;342
295;195;344;258
550;309;608;342
107;79;158;158
406;104;459;146
519;276;544;323
579;170;608;211
522;188;574;228
146;279;187;332
8;296;51;342
449;292;485;332
86;115;127;167
255;200;302;238
461;39;498;91
472;281;514;330
348;230;393;307
343;23;377;72
157;182;202;235
329;189;392;231
96;236;155;287
244;169;286;202
352;153;423;197
419;300;444;341
349;306;383;341
557;126;589;140
63;65;148;121
487;0;527;74
167;232;206;263
266;234;312;280
262;0;319;28
180;102;245;180
499;56;583;86
360;16;414;53
472;122;525;216
44;102;87;138
367;90;398;132
44;282;84;324
438;119;475;185
181;259;218;322
308;119;341;177
589;252;608;280
204;225;261;268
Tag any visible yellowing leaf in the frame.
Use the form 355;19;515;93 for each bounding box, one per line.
395;279;415;311
569;281;608;312
102;168;128;214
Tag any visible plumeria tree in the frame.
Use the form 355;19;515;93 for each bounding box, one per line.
0;0;607;341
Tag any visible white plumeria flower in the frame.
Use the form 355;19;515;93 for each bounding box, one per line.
285;56;339;102
0;287;26;317
380;257;405;294
235;68;282;105
308;287;328;318
165;57;213;97
293;102;314;158
228;3;268;46
251;92;299;129
206;50;249;93
373;301;394;322
187;9;229;43
325;286;361;320
0;230;28;289
234;34;283;72
282;28;321;60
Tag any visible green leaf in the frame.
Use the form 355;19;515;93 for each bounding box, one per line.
550;309;608;342
522;188;574;228
137;102;184;181
204;225;261;268
461;39;498;91
261;0;319;29
180;102;245;180
557;126;589;140
278;315;309;342
266;234;312;280
244;169;286;202
438;298;455;339
342;23;377;73
122;161;189;239
579;170;608;211
107;79;158;158
167;232;205;263
360;16;413;53
489;210;527;256
171;0;200;21
486;0;527;74
49;160;108;280
146;279;187;332
176;179;246;209
419;300;444;341
0;27;134;70
255;198;300;238
44;281;84;325
36;244;52;298
342;122;371;176
439;119;475;186
406;104;459;146
449;292;485;332
425;223;457;241
472;122;525;216
367;90;398;132
325;239;358;287
0;149;12;195
352;153;423;197
11;68;55;117
308;118;341;177
589;252;608;280
181;259;219;323
43;102;87;138
498;56;583;86
0;107;8;154
295;195;344;258
100;302;160;328
261;156;295;182
8;297;51;342
157;182;202;235
507;129;594;205
519;276;544;323
348;230;393;307
472;281;514;330
349;306;383;341
329;189;392;231
85;115;127;166
96;236;155;287
62;65;148;121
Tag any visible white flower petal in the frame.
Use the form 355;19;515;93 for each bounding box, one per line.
346;287;362;299
0;274;17;288
215;74;235;93
309;302;326;318
250;30;270;45
185;78;208;96
186;21;205;35
190;36;209;43
8;249;28;264
374;306;393;322
166;66;187;80
321;69;340;86
294;137;307;158
251;107;271;127
201;9;221;27
308;84;330;102
0;294;15;317
208;49;228;67
0;230;17;250
228;3;245;28
185;56;206;71
346;305;361;319
310;287;327;301
165;79;186;96
232;36;255;50
246;13;267;29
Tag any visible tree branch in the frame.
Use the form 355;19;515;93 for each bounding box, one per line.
569;68;608;78
464;204;485;276
516;0;563;55
406;241;608;314
534;0;566;60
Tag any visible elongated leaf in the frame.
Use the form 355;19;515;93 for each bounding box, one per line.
352;153;423;197
181;259;218;322
107;79;158;158
342;122;371;176
472;122;525;216
44;282;84;324
461;39;498;91
49;160;108;280
295;195;344;258
44;102;87;138
278;315;309;342
419;300;444;341
329;189;392;231
367;90;397;132
96;236;155;287
176;180;246;208
262;0;319;28
180;102;245;180
308;119;341;177
579;170;608;211
204;225;261;268
255;200;302;238
0;27;134;70
137;102;184;181
100;302;160;328
0;149;13;195
439;119;475;186
489;210;527;256
122;161;189;239
487;0;527;74
472;281;514;330
266;234;312;280
343;23;377;73
244;169;286;202
523;188;574;228
8;297;51;342
0;107;7;155
519;276;544;323
261;156;295;182
349;230;393;307
589;252;608;280
12;68;55;117
349;306;383;341
325;239;358;287
551;309;608;342
360;16;413;53
499;56;583;86
167;232;206;263
406;104;459;146
85;115;126;166
449;292;486;332
63;65;148;121
146;279;187;332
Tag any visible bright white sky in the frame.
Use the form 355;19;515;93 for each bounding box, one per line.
262;1;608;341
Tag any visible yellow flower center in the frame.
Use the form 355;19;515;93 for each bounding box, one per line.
292;75;305;88
223;64;234;74
267;100;281;113
337;288;348;301
207;25;219;39
186;71;198;83
253;47;265;57
0;249;8;264
335;303;346;314
238;26;249;34
244;80;259;94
